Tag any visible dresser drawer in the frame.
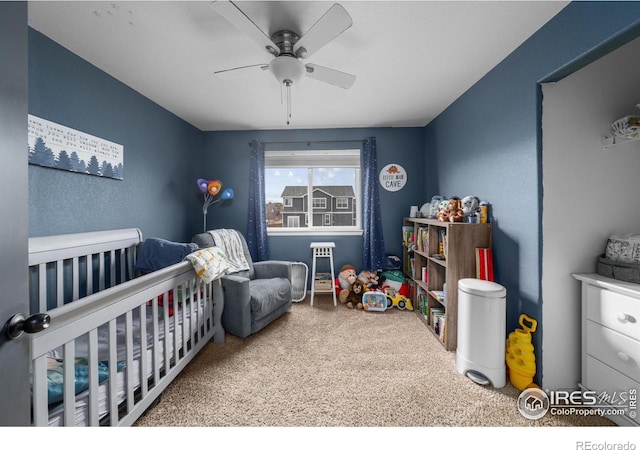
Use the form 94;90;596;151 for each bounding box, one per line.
586;320;640;382
585;284;640;340
584;355;639;426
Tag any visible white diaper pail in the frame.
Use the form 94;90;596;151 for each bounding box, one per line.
456;278;506;388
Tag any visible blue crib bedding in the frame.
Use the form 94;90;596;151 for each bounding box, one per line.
47;358;126;405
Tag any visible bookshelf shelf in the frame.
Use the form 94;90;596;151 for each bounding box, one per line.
403;217;492;351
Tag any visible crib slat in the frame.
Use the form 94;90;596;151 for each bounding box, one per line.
86;253;93;295
204;281;211;332
119;250;126;285
88;329;99;426
125;310;135;414
189;284;195;345
109;250;116;288
194;284;200;344
182;282;189;354
98;252;105;292
139;303;148;399
72;256;79;301
38;263;47;313
32;355;48;425
108;319;118;426
152;299;160;387
163;292;170;375
172;287;180;366
62;341;76;426
57;260;64;309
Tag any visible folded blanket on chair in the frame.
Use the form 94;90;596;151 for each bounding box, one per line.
186;246;230;283
134;237;199;273
207;229;250;274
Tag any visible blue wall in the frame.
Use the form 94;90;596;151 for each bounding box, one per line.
424;1;640;376
202;128;426;274
28;29;204;242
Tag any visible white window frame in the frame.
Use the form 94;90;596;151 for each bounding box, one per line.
266;149;362;236
313;197;327;209
336;197;348;209
287;216;300;228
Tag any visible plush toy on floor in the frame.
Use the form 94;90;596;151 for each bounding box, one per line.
358;269;380;291
337;264;358;303
345;279;365;310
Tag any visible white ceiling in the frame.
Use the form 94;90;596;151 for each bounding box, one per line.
28;1;569;131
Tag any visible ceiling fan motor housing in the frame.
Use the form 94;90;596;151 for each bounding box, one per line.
268;30;305;85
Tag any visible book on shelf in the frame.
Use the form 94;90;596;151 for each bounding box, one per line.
402;226;414;248
431;290;446;305
415;226;429;253
475;248;494;281
438;229;447;259
430;308;446;341
436;315;446;342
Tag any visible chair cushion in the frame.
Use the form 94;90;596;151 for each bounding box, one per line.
250;278;291;321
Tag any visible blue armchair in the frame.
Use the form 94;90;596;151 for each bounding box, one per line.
192;230;292;338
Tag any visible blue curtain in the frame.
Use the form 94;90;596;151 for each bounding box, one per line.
362;137;387;270
247;139;269;261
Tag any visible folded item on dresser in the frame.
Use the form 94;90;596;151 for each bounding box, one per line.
186;246;229;283
134;237;199;273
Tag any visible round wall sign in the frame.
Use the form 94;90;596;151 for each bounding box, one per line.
379;163;407;192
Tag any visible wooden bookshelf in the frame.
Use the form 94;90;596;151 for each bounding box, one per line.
403;217;492;351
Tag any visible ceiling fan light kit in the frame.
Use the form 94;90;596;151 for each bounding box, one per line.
269;54;305;85
212;0;356;125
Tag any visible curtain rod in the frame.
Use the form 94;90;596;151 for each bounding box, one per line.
249;139;365;147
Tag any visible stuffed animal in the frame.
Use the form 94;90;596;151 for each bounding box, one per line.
427;195;444;219
338;264;358;303
345;279;365;310
438;197;464;222
461;195;479;221
358;269;380;291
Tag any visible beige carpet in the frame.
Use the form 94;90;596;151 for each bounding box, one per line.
134;294;614;428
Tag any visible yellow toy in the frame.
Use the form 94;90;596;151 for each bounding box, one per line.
384;288;413;311
505;314;538;390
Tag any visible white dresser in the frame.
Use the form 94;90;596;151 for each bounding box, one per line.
573;274;639;426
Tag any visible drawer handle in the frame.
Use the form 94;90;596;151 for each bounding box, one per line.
617;313;636;323
617;351;631;363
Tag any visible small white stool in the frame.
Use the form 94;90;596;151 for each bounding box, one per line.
310;242;337;307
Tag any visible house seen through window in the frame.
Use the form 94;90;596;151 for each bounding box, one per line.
265;149;362;235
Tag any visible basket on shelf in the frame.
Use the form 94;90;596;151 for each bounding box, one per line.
611;104;640;139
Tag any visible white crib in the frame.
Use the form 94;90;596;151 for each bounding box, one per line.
27;228;224;426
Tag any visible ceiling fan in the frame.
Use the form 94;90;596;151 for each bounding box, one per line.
211;0;356;124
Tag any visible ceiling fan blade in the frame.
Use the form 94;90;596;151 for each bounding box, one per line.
214;64;269;80
211;0;280;56
294;3;353;59
305;64;355;89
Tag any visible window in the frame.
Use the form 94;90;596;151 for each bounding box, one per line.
265;149;362;235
